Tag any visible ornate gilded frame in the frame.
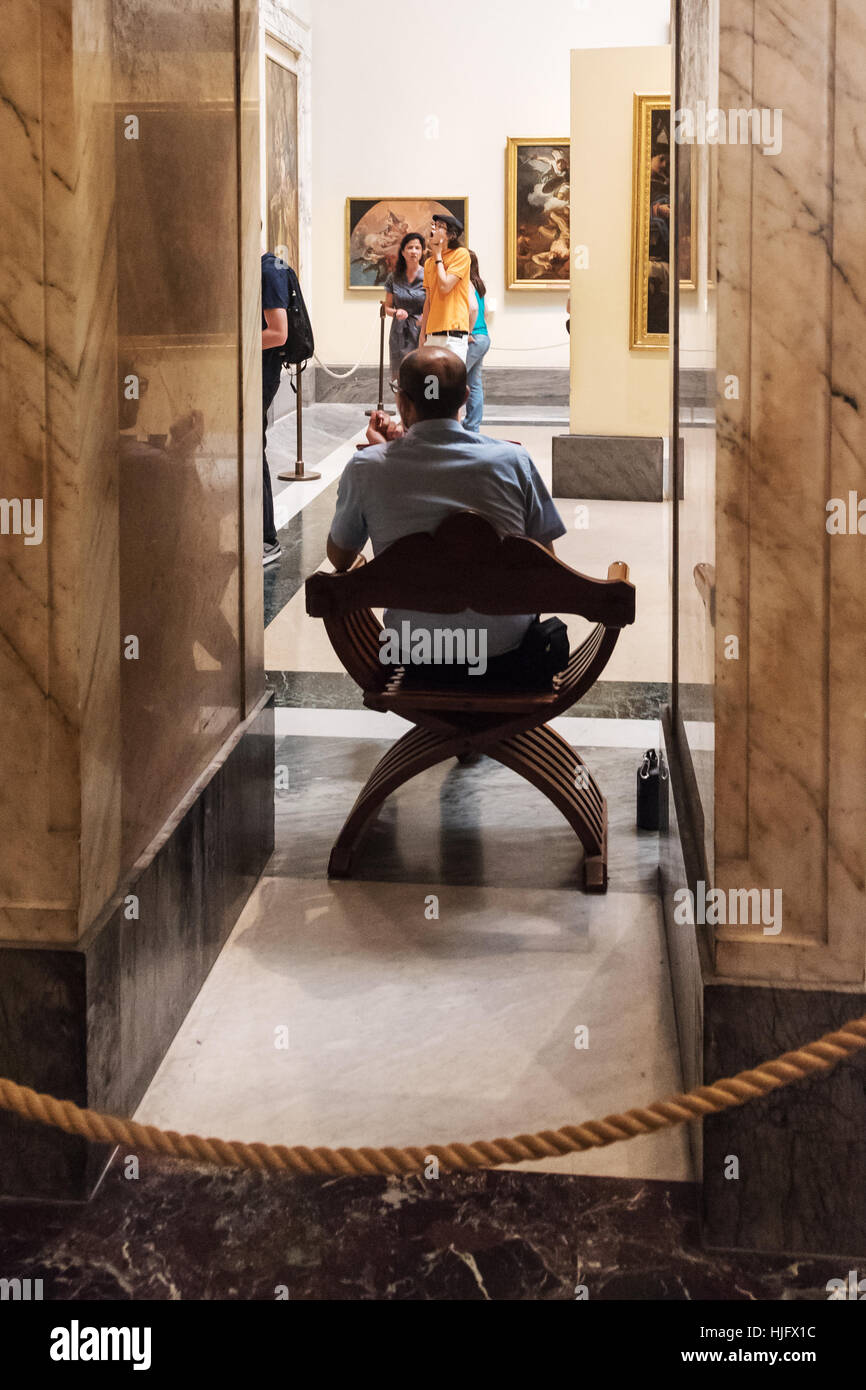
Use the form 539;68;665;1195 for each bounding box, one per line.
345;197;469;293
629;94;697;349
505;137;571;290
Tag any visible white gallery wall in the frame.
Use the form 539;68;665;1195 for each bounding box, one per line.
310;0;671;370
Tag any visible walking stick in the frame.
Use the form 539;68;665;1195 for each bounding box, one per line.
365;302;396;418
278;361;321;483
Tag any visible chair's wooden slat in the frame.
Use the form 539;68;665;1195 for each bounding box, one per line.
306;513;635;629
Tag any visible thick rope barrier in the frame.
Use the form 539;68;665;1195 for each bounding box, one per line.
1;1015;863;1178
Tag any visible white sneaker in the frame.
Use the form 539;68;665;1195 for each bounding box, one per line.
263;542;281;567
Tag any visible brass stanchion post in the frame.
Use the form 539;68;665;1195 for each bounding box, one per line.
278;361;320;483
365;302;396;418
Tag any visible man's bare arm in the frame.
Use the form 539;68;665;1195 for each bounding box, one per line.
435;263;460;294
326;533;359;572
262;306;288;349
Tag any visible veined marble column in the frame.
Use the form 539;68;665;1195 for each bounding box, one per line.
0;0;272;1199
664;0;866;1255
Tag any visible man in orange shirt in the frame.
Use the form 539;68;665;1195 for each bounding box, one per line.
419;214;471;363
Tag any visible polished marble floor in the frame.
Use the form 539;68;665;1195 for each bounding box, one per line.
0;1162;851;1300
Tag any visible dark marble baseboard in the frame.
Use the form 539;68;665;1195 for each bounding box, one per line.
552;434;664;501
702;985;866;1257
268;671;671;720
0;698;275;1202
660;706;712;1178
680;367;715;408
661;705;866;1257
1;1159;861;1299
314;366;569;407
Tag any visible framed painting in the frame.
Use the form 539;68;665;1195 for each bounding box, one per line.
345;197;469;291
505;138;570;289
265;51;299;274
629;94;697;349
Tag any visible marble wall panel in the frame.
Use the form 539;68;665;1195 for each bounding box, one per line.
1;0;268;942
0;3;59;935
708;0;865;981
0;0;120;942
113;0;243;870
826;0;866;974
713;0;753;872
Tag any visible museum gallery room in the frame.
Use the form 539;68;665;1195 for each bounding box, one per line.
1;0;865;1338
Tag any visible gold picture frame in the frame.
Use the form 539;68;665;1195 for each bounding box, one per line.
505;137;570;290
345;197;469;292
629;94;697;349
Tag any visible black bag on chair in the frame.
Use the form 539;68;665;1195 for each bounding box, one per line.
636;749;669;831
519;616;571;682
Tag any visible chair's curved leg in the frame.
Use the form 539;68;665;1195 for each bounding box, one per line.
328;725;464;877
486;724;609;892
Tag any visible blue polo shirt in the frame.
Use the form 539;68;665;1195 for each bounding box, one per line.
329;418;566;658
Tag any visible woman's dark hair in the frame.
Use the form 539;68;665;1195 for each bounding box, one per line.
394;231;426;281
468;250;486;299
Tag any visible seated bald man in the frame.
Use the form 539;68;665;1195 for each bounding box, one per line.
326;347;567;687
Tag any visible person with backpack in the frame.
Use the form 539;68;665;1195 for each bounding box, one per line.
261;249;289;566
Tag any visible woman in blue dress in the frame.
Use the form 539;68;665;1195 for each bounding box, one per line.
383;232;427;381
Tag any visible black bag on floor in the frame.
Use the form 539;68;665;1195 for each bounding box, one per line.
278;263;315;367
636;749;669;831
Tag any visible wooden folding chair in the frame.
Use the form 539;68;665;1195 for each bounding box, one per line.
305;512;635;891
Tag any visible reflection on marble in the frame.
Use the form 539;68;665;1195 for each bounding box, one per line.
679;368;715;408
1;1161;860;1300
114;0;244;867
270;735;658;893
240;0;265;717
137;873;690;1182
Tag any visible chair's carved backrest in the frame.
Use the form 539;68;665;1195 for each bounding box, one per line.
305;511;635;692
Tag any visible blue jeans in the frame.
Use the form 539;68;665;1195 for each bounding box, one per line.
464;332;490;431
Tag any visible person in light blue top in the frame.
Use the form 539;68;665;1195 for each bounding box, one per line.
327;347;565;685
464;249;490;432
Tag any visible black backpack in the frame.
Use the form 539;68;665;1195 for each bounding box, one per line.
277;262;314;367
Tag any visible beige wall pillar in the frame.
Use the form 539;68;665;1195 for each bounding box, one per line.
569;44;671;439
555;45;672;503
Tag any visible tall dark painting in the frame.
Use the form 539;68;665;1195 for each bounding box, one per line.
266;57;299;273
